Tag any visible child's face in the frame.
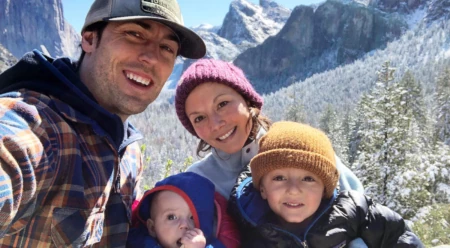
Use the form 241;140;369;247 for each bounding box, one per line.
146;191;195;248
260;167;325;223
185;82;253;154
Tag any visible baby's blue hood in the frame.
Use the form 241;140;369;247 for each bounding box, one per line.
136;172;216;243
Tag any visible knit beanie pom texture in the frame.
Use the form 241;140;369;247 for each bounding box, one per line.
175;59;263;137
250;121;339;199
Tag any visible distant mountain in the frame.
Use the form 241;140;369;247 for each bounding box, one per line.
0;44;16;73
234;0;450;94
165;0;291;89
0;0;80;59
217;0;290;50
263;19;450;124
235;0;408;93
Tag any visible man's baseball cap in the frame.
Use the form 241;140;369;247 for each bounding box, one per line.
82;0;206;59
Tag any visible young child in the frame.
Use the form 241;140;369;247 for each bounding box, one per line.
230;121;424;248
127;172;240;248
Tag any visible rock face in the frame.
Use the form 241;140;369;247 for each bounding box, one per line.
217;0;290;50
425;0;450;23
170;0;291;90
371;0;426;13
192;30;242;63
259;0;292;24
0;44;17;73
0;0;80;59
234;0;406;93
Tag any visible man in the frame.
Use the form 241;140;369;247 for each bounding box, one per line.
0;0;205;247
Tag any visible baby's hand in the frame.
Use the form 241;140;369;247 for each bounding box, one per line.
180;228;206;248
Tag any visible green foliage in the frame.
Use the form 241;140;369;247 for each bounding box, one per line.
140;144;147;153
412;204;450;247
164;159;173;179
181;156;194;173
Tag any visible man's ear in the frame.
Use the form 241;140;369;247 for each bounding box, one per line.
146;219;157;237
81;31;97;53
260;185;267;200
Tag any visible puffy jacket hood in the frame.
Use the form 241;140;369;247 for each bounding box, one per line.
135;172;216;243
0;50;142;149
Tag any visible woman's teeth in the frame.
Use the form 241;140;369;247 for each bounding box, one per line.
218;128;234;140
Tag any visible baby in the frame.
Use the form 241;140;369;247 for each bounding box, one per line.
127;172;237;248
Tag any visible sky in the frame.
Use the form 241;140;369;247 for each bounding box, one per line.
62;0;324;34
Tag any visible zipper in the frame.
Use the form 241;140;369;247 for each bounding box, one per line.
114;157;121;193
272;190;337;247
301;191;337;242
302;241;309;248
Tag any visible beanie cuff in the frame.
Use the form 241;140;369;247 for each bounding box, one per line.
250;148;339;198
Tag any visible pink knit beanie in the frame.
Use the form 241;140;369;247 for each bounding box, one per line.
175;59;263;137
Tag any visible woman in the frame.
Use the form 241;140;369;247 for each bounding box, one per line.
175;59;367;247
175;59;364;199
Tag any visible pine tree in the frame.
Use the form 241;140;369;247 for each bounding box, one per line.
284;88;306;123
434;68;450;145
348;96;367;166
352;62;433;217
353;61;398;202
399;71;427;128
388;119;433;218
319;105;335;134
426;142;450;204
319;104;349;163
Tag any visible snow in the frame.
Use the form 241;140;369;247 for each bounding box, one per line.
437;183;450;196
163;57;184;90
219;0;289;46
405;7;427;29
444;49;450;59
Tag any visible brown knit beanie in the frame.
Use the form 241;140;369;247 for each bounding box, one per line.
250;121;339;199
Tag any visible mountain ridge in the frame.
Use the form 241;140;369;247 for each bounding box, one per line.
0;0;80;59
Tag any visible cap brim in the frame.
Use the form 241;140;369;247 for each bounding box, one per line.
107;16;206;59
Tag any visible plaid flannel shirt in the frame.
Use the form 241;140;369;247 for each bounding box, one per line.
0;89;143;247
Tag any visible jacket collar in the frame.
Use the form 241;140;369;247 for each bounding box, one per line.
211;127;267;172
0;50;143;150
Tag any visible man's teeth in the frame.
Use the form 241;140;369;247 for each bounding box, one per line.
218;129;234;140
126;72;150;86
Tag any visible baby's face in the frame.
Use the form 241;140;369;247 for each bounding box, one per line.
260;167;324;223
147;191;195;248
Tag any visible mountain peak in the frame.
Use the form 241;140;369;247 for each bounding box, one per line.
217;0;290;47
0;0;79;59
